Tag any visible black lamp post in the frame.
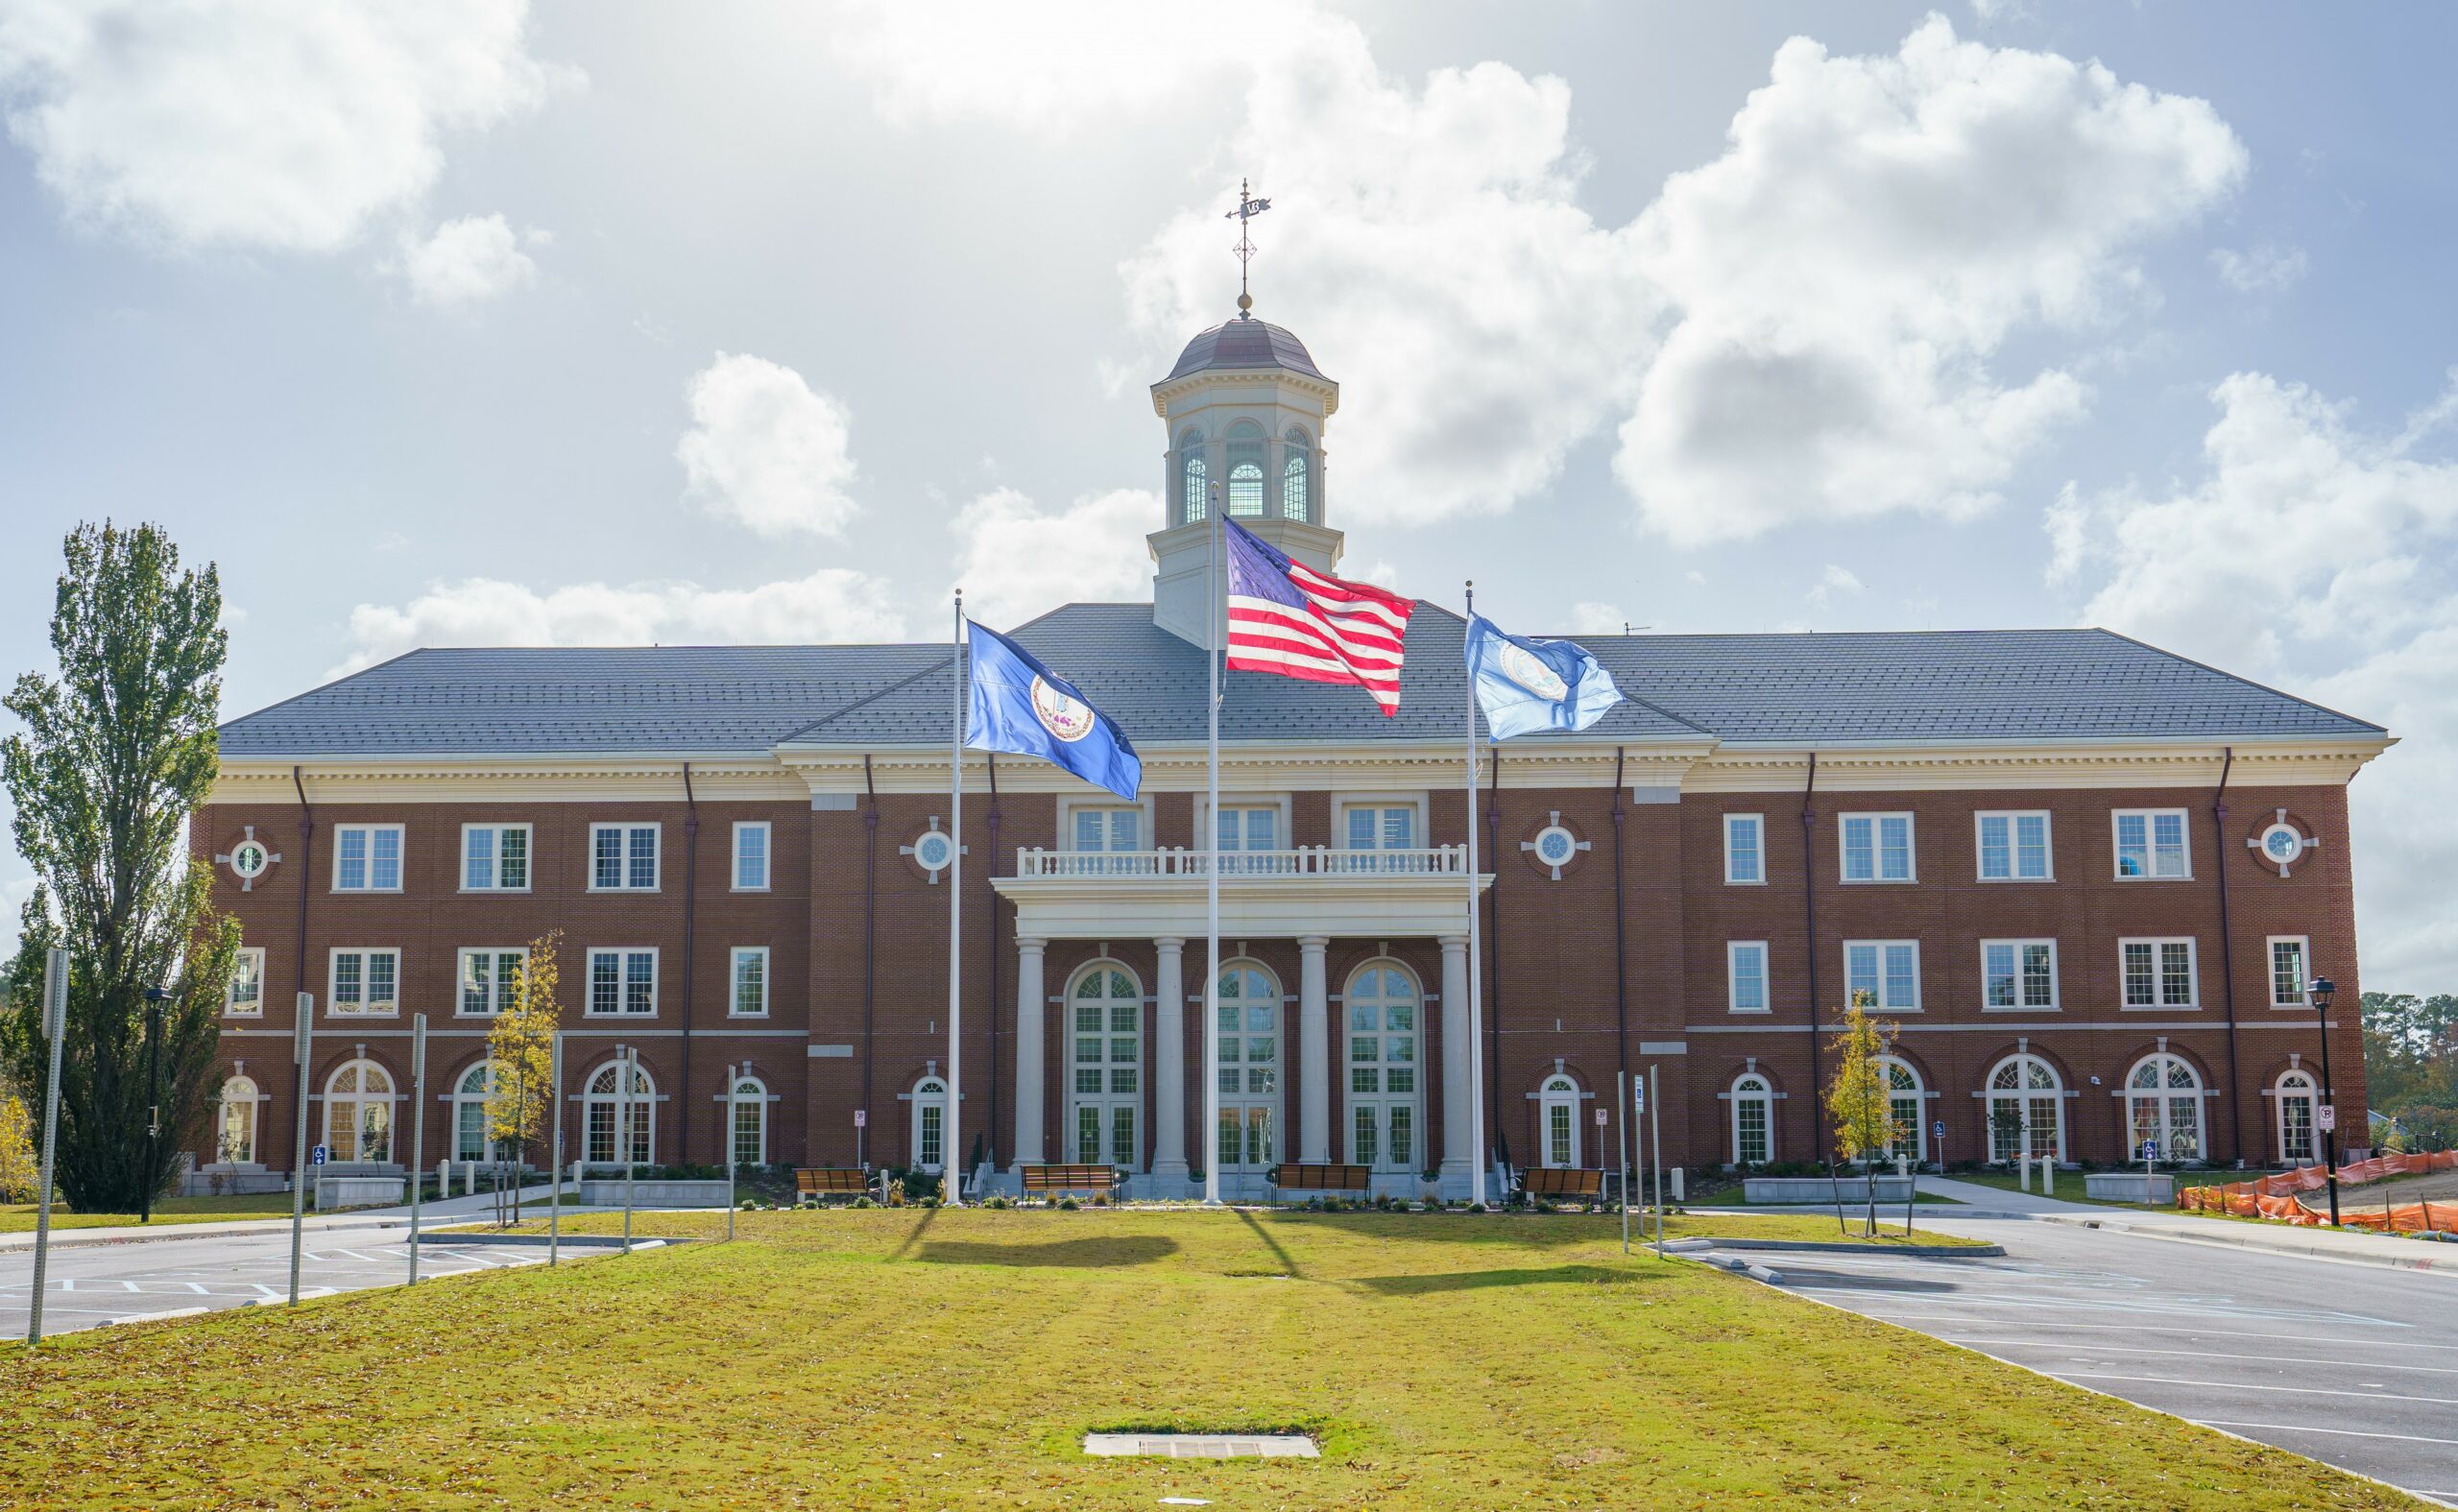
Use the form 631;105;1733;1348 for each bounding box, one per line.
2308;973;2340;1226
140;986;171;1224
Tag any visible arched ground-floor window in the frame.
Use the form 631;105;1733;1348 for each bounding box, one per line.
1217;961;1282;1175
1344;961;1420;1175
1069;962;1142;1169
2276;1068;2319;1164
585;1061;654;1166
910;1074;949;1174
454;1062;503;1163
1538;1074;1581;1168
1730;1073;1773;1165
1876;1056;1924;1163
2125;1052;2205;1163
731;1074;768;1167
1987;1053;2064;1164
324;1059;394;1163
216;1075;259;1165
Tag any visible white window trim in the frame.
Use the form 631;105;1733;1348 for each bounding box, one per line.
1333;791;1431;852
1056;793;1157;852
1729;1074;1774;1165
730;946;772;1019
1723;812;1767;886
1973;809;2054;882
454;946;530;1019
326;947;402;1018
732;821;772;893
584;947;662;1018
2266;934;2313;1010
1841;939;1923;1013
2117;936;2201;1011
1194;794;1295;852
588;822;663;893
225;947;266;1017
2111;806;2193;881
1985;1053;2068;1164
1837;811;1916;884
1978;938;2060;1013
2274;1069;2320;1164
729;1076;771;1165
1537;1075;1582;1168
582;1061;657;1167
330;823;405;893
1726;941;1771;1014
909;1074;951;1174
458;823;533;893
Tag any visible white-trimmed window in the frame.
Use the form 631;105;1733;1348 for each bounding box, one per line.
1981;940;2058;1011
1069;963;1143;1169
1539;1074;1582;1168
1226;420;1265;516
910;1073;949;1174
2113;808;2190;879
1215;803;1282;875
1341;803;1419;852
1723;813;1765;885
1344;961;1420;1173
590;823;660;891
2126;1053;2205;1164
323;1059;394;1162
2268;936;2310;1009
461;824;530;891
587;948;659;1017
1840;812;1915;883
1282;429;1313;521
1987;1053;2064;1164
1727;942;1770;1013
1180;432;1208;524
584;1061;654;1165
731;1074;769;1167
453;1062;506;1162
1071;805;1142;853
2276;1068;2319;1164
1730;1073;1773;1165
730;947;770;1018
2120;938;2198;1009
457;947;526;1018
1877;1057;1924;1163
332;824;404;892
1975;810;2052;881
329;948;401;1017
1217;961;1283;1173
215;1075;259;1164
734;822;771;892
226;948;265;1016
1844;941;1920;1012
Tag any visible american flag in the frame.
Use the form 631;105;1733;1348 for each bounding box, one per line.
1223;518;1414;714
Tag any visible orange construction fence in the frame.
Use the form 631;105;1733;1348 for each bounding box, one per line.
2176;1148;2457;1230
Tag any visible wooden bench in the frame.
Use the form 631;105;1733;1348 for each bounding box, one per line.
1265;1163;1372;1200
1522;1166;1605;1201
1020;1164;1119;1199
794;1167;871;1203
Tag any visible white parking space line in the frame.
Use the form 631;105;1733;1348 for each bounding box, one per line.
1940;1339;2458;1376
2057;1371;2458;1406
2194;1421;2458;1450
1862;1312;2458;1350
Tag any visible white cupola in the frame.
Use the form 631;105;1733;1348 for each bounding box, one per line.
1147;312;1343;649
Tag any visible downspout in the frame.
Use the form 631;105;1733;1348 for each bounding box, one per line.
680;762;699;1164
1800;754;1826;1163
861;756;880;1164
1484;746;1505;1165
1610;748;1630;1090
986;753;1003;1171
2212;747;2245;1165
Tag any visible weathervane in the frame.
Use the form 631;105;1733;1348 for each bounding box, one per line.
1224;177;1271;318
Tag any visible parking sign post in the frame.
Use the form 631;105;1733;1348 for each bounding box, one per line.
289;992;315;1307
26;947;70;1346
1616;1071;1631;1257
547;1030;564;1267
408;1014;426;1286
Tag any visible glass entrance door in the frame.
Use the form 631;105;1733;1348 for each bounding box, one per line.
1215;963;1280;1176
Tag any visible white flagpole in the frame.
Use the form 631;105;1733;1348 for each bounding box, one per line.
1204;488;1222;1206
948;589;966;1206
1465;584;1487;1209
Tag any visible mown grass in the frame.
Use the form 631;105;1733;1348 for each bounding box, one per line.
0;1209;2422;1510
0;1193;302;1232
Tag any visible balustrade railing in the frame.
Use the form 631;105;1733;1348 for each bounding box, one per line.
1013;846;1469;879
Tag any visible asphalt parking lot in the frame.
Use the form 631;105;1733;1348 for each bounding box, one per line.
2;1226;638;1339
1738;1217;2458;1507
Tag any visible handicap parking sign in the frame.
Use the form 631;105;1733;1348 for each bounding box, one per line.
1931;1120;1945;1140
311;1144;328;1165
2139;1140;2158;1161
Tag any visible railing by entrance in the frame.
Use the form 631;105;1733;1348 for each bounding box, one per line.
1014;846;1471;879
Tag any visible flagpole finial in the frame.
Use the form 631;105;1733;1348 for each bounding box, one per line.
1224;176;1272;320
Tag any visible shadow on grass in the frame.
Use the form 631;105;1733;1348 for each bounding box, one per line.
1267;1211;1627;1252
887;1205;940;1261
911;1236;1179;1270
1233;1207;1305;1280
1347;1262;1658;1295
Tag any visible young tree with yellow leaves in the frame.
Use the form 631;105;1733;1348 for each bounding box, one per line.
487;929;563;1224
1825;990;1906;1237
0;1093;36;1203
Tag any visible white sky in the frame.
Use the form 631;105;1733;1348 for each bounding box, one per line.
2;1;2453;987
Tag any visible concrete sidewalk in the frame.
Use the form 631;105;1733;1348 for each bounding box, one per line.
0;1182;574;1254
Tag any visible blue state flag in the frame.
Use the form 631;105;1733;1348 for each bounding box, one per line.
1463;613;1624;740
964;620;1142;801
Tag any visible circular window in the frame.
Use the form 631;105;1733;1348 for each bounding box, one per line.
229;840;271;880
2258;822;2304;867
1534;828;1577;866
911;830;953;875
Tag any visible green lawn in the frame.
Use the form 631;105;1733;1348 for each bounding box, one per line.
0;1192;301;1232
0;1209;2420;1509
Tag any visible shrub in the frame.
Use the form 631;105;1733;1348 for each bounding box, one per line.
1057;1196;1080;1212
982;1195;1011;1211
850;1196;877;1210
1468;1202;1487;1213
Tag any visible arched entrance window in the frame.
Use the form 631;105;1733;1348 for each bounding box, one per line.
1068;962;1142;1169
323;1059;394;1163
2276;1068;2319;1164
453;1062;503;1162
1876;1056;1924;1163
1216;961;1281;1175
217;1075;259;1165
584;1061;655;1166
1538;1074;1581;1168
909;1074;949;1174
1730;1073;1772;1165
1344;961;1420;1174
2126;1053;2205;1163
1987;1054;2064;1164
731;1074;768;1167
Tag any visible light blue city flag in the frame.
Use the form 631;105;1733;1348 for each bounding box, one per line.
963;619;1142;801
1462;613;1624;740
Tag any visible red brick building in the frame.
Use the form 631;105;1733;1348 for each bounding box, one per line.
189;314;2389;1198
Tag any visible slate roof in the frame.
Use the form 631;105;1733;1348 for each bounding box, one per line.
216;604;2383;758
1162;317;1329;384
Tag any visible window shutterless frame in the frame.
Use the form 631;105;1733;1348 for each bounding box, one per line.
584;948;660;1017
330;823;405;892
732;821;771;892
1837;812;1916;883
1726;941;1771;1013
225;948;266;1016
1978;938;2059;1012
588;823;661;892
1723;813;1766;885
2111;807;2191;880
458;823;532;892
327;947;402;1017
2265;935;2311;1009
730;947;770;1018
1973;810;2053;881
2117;937;2200;1010
455;947;529;1018
1841;939;1921;1012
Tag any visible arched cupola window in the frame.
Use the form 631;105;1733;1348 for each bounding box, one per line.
1225;421;1265;516
1282;428;1313;521
1180;431;1208;524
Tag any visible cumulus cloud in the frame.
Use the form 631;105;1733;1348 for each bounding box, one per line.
2050;370;2458;989
397;213;536;305
1614;16;2245;546
0;0;570;252
677;353;861;538
1805;564;1866;611
1566;602;1627;635
336;568;908;675
952;486;1157;629
832;1;1241;133
2209;243;2308;295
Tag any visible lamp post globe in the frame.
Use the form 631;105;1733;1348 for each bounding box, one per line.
2308;974;2340;1225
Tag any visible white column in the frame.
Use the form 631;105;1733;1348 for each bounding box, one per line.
1439;934;1471;1182
1299;935;1331;1162
1152;936;1188;1181
1013;937;1046;1166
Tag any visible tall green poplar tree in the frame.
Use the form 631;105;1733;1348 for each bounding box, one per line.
1;522;237;1213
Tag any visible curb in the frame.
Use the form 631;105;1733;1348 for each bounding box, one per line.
1693;1236;2004;1258
2038;1212;2458;1277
